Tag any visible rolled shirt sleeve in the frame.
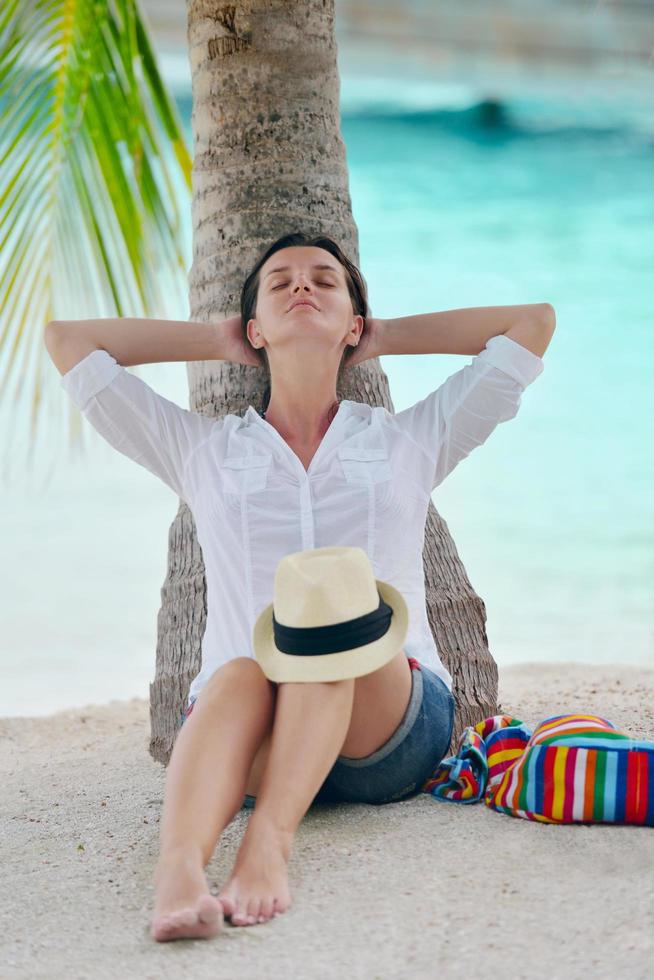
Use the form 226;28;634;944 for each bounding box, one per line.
60;348;218;504
391;334;545;492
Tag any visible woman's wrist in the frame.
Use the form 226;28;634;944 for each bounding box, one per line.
210;319;227;360
372;317;390;357
212;313;262;368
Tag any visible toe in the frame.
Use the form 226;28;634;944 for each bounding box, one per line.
151;897;224;942
259;897;275;921
246;897;261;925
231;903;249;926
217;892;236;917
176;907;198;929
273;896;289;915
152;915;177;941
198;895;224;928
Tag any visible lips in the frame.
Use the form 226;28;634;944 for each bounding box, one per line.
289;300;318;311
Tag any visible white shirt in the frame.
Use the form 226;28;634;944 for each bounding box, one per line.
60;333;544;706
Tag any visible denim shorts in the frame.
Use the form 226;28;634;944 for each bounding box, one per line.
180;657;455;808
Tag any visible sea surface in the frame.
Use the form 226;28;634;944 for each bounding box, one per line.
2;76;652;716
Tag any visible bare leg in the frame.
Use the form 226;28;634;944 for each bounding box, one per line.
150;658;277;942
217;677;356;926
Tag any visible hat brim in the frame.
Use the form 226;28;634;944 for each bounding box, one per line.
252;579;410;683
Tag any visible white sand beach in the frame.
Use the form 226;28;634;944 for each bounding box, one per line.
2;661;653;980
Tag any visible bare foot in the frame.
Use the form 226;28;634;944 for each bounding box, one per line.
151;847;224;942
217;815;293;926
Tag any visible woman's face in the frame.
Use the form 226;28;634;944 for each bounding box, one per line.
247;245;363;362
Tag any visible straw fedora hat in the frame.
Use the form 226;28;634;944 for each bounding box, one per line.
253;546;409;683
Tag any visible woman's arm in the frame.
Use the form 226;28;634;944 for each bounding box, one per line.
44;316;226;376
379;303;556;359
391;332;547;493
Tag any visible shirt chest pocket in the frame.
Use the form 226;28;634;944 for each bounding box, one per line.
337;446;393;485
221;453;273;494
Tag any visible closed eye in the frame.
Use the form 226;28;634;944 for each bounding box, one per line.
272;282;334;289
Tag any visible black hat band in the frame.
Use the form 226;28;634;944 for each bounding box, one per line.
272;592;393;656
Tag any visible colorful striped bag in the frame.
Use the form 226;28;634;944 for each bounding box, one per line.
421;713;654;826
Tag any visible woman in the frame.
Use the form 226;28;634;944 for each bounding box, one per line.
45;231;553;942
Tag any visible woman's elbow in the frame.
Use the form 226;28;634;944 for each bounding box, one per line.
540;304;557;331
44;322;100;376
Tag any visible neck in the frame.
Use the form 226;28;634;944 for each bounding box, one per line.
262;388;341;443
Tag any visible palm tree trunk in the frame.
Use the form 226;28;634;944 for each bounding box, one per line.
149;0;498;766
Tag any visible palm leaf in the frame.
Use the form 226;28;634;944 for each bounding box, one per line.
0;0;192;476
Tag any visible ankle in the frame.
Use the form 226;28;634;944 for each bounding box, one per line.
154;841;206;875
247;812;294;859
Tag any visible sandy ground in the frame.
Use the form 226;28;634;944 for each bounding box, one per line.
2;661;653;980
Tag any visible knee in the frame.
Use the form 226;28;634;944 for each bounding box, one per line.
202;657;277;701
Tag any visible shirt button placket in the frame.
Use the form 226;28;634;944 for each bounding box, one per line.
299;477;315;550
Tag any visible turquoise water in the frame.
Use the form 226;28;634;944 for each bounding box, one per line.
340;93;654;672
2;83;652;716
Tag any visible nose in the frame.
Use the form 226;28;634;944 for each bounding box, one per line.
289;280;317;308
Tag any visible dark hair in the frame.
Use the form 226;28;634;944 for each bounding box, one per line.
239;232;369;414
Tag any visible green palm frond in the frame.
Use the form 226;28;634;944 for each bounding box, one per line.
0;0;192;467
